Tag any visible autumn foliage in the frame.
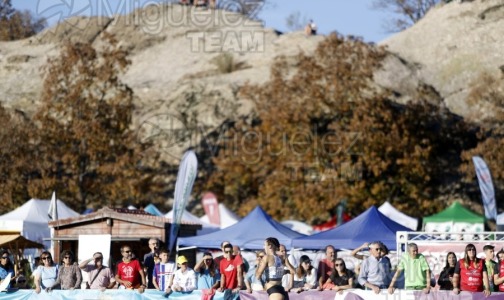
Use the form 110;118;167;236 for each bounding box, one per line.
205;33;476;222
0;0;46;41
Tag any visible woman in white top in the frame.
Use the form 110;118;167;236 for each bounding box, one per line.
34;251;58;294
172;255;196;292
291;255;316;292
256;237;289;300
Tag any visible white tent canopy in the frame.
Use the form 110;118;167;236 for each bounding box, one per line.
0;199;79;249
165;209;219;235
199;203;240;229
281;220;314;235
378;201;418;231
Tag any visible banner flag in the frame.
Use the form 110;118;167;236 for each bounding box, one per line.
202;192;220;226
48;191;58;220
168;150;198;252
472;156;497;220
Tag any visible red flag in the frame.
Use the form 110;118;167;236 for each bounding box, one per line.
202;192;220;226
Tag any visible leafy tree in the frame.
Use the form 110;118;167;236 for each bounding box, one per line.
30;33;162;212
0;106;36;214
0;0;46;40
460;73;504;200
373;0;441;31
205;33;474;222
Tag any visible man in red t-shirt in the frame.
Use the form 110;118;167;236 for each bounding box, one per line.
218;243;243;293
115;245;146;293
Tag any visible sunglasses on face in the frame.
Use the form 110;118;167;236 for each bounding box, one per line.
42;257;51;260
1;256;8;259
467;248;476;252
123;250;131;253
224;250;232;254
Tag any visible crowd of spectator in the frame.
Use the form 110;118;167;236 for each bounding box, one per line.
1;238;504;299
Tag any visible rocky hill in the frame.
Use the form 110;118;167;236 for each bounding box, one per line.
380;0;504;117
0;1;502;161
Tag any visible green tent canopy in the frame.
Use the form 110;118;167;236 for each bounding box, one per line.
423;202;484;232
424;202;484;223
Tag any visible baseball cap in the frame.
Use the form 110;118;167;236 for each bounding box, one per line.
177;255;188;264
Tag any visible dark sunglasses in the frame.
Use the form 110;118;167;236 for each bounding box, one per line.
335;263;343;266
224;250;232;254
41;257;51;260
123;250;131;253
467;248;476;251
1;256;8;259
17;280;26;283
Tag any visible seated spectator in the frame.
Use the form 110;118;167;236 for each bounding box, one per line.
278;244;294;291
50;250;82;290
115;245;146;293
245;251;265;292
153;249;176;292
194;252;220;290
79;252;116;290
218;243;243;292
388;243;430;294
0;251;16;286
357;241;392;294
318;245;336;288
172;255;196;292
34;251;58;294
325;258;354;293
291;255;316;292
305;20;317;35
15;275;29;289
438;252;456;290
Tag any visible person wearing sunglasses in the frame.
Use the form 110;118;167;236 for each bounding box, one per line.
0;251;16;286
388;243;430;294
194;252;220;290
245;251;266;293
49;250;82;291
115;245;146;293
218;243;244;293
34;251;58;294
326;258;354;293
452;243;491;296
79;251;116;290
357;241;392;294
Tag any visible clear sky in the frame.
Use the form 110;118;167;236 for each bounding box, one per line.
12;0;394;43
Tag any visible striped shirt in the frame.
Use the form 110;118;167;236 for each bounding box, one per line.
153;262;176;291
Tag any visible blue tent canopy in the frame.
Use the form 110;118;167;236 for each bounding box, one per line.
144;204;164;217
178;206;306;250
292;206;411;251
